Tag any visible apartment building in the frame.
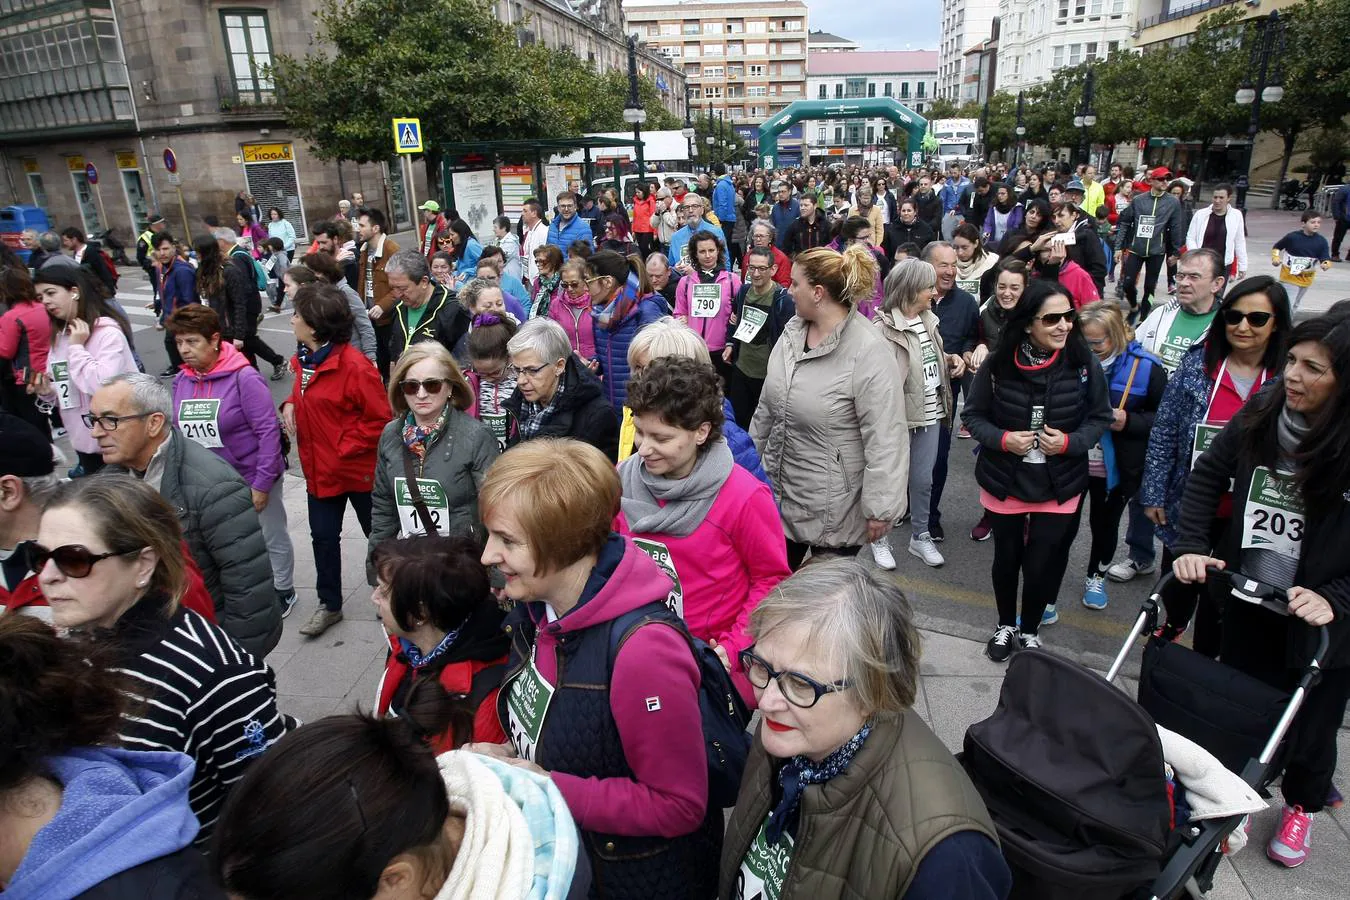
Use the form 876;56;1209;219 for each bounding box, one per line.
806;50;939;162
994;0;1134;91
625;0;809;162
938;0;999;99
807;28;859;52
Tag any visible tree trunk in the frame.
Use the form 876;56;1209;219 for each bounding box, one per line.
1272;129;1300;210
424;150;444;206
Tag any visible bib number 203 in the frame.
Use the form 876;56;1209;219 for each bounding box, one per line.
1249;508;1303;543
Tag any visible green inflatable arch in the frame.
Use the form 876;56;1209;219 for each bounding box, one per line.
758;98;928;169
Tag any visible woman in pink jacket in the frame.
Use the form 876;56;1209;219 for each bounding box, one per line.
548;259;598;367
615;356;790;704
674;231;741;383
32;267;139;475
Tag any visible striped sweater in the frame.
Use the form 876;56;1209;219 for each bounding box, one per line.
105;595;297;842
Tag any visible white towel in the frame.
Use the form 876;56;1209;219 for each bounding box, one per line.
435;751;535;900
1157;724;1267;821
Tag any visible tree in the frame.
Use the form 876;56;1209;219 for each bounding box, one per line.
924;98;963;121
541;48;683;134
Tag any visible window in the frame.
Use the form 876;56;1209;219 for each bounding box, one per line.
834;83;842;98
866;125;875;143
684;45;699;58
845;77;865;98
846;124;863;145
747;85;767;97
1069;43;1081;65
779;41;800;55
817;126;826;143
703;86;722;98
1089;0;1103;14
1074;1;1086;16
834;126;843;143
685;65;699;76
660;24;678;35
703;22;723;34
748;63;766;76
1111;0;1126;13
727;85;742;98
727;42;743;57
782;84;801;94
750;106;766;117
747;21;766;33
1108;41;1120;54
704;44;722;56
221;9;274;103
728;20;744;34
747;42;766;56
915;102;924;114
1086;41;1098;61
917;81;926;98
900;81;910;98
867;82;875;97
683;22;699;34
728;64;744;77
818;83;827;98
779;62;801;77
1056;0;1068;20
704;65;723;77
1052;45;1064;69
1013;55;1021;74
883;81;892;97
786;20;802;31
660;46;680;59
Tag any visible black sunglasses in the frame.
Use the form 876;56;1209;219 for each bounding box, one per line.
1037;310;1078;327
399;378;447;396
738;647;852;709
27;542;143;578
1222;309;1274;328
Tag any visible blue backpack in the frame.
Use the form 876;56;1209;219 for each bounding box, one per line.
607;602;753;809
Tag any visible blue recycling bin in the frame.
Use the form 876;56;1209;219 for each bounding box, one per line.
0;205;51;264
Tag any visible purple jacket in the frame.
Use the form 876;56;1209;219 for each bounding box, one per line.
170;342;284;493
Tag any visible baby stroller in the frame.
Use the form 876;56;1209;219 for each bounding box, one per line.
962;567;1329;900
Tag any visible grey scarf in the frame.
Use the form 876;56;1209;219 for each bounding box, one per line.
619;437;735;537
1276;404;1310;461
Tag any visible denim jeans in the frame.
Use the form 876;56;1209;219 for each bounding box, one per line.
307;491;372;612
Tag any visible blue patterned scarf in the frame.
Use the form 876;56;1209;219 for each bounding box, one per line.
765;720;873;844
397;625;464;669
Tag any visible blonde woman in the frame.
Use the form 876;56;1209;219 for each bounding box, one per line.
750;245;907;569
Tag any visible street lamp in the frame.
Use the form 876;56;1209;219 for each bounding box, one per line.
1015;90;1026;167
979;99;989;161
682;88;696;162
1075;68;1096;168
1234;10;1286;210
622;36;648;183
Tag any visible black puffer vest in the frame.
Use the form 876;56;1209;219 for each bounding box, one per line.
974;352;1106;503
499;603;721;900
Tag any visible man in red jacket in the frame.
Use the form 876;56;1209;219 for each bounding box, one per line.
0;411;218;622
417;200;449;261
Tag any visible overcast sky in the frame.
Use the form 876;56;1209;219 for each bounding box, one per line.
806;0;940;51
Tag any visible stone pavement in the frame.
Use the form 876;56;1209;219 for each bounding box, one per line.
264;472;1350;899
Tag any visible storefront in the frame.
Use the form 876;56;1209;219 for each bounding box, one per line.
115;150;150;233
239;141;306;234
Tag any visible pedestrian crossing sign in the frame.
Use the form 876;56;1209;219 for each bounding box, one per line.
393;118;423;154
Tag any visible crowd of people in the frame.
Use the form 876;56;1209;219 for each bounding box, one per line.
0;155;1348;898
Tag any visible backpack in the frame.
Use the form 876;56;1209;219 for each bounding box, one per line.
607;601;752;809
232;248;268;292
100;250;120;285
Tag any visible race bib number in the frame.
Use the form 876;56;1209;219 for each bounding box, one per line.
956;278;981;298
1286;255;1315;276
737;817;794;900
1136;215;1157;239
691;283;722;319
920;337;941;392
49;361;74;410
300;367;315;392
178;398;223;448
394;477;449;537
632;537;684;618
505;647;554;763
1025;404;1047;465
1240;467;1305;563
1158;335;1194;373
733;306;769;343
1190;423;1223;470
482;411;509;452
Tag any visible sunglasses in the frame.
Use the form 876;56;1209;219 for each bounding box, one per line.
399;378;447;396
561;280;584;290
27;542;142;578
1222;309;1274;328
1037;310;1077;326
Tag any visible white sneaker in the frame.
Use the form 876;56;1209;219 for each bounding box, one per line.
870;539;897;570
1106;558;1157;583
1019;632;1043;650
908;533;945;567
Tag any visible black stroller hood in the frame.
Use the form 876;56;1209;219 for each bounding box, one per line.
963;650;1172;899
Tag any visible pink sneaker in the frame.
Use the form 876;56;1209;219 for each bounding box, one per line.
1267;805;1313;867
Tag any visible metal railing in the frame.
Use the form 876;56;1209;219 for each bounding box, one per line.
1136;0;1239;32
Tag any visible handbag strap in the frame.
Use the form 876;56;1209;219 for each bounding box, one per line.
401;450;439;536
1117;357;1141;411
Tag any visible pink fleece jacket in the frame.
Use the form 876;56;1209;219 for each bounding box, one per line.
44;317;139;454
616;463;789;705
549;292;598;361
530;537;708;839
674;270;741;352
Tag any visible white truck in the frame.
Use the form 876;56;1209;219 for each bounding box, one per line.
932;118;980;167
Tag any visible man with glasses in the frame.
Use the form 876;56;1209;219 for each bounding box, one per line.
546;191;594;252
383;251;471;364
725;246;793;427
1106;248;1226;586
1116;166;1186;324
666;194;729;275
87;373;280;657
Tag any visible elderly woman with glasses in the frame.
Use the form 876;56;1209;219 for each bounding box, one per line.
720;557;1009;900
743;220;792;288
502;317;618;460
369;343;499;567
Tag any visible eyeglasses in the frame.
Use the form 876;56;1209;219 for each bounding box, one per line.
1222;309;1274;328
82;411;153;431
1036;310;1077;327
738;647;852;709
27;542;144;579
746;264;772;273
398;378;447;396
506;362;554;381
561;280;584;290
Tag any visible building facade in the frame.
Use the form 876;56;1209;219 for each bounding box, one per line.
805;50;938;163
993;0;1133;91
938;0;998;99
624;0;809;163
0;0;683;243
807;28;858;52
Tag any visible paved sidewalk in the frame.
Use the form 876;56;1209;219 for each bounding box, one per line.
264;472;1350;899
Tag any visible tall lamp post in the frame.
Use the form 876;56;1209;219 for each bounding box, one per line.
622;36;648;183
1015;91;1026;167
706;103;716;170
1235;10;1285;211
682;89;696;165
979;99;989;161
1073;68;1097;168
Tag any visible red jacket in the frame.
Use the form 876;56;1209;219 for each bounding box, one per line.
286;342;391;498
418;214;449;260
0;300;51;385
374;634;508;752
632;195;656;235
3;540;218;623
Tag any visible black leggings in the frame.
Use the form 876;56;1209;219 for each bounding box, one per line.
785;540;860;571
1160;516;1230;658
1120;252;1166;321
1084;476;1131;575
726;368;764;429
989;509;1080;635
244;334;285;368
635;232;657;260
